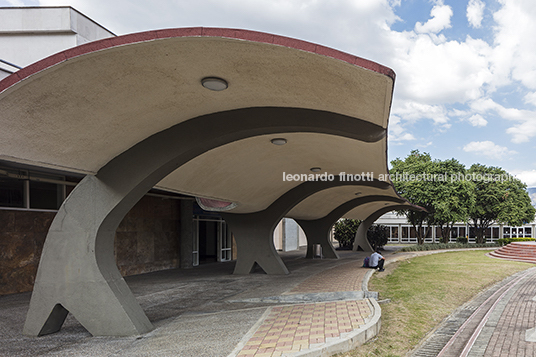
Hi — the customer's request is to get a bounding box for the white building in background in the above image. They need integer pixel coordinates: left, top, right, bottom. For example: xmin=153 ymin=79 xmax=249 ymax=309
xmin=376 ymin=210 xmax=536 ymax=244
xmin=273 ymin=218 xmax=308 ymax=251
xmin=0 ymin=6 xmax=115 ymax=80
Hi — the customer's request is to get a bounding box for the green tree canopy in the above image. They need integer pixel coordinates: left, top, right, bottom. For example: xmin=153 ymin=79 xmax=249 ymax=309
xmin=468 ymin=164 xmax=535 ymax=243
xmin=432 ymin=158 xmax=474 ymax=243
xmin=390 ymin=150 xmax=434 ymax=244
xmin=390 ymin=151 xmax=474 ymax=244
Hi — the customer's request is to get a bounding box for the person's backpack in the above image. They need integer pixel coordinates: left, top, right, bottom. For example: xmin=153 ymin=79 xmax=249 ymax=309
xmin=363 ymin=256 xmax=369 ymax=267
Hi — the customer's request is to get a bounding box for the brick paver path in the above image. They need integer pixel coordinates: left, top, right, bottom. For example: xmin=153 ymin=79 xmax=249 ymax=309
xmin=291 ymin=260 xmax=368 ymax=293
xmin=237 ymin=300 xmax=371 ymax=357
xmin=483 ymin=271 xmax=536 ymax=357
xmin=236 ymin=260 xmax=373 ymax=356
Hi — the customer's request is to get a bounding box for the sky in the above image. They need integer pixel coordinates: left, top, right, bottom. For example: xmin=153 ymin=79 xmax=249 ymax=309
xmin=2 ymin=0 xmax=536 ymax=185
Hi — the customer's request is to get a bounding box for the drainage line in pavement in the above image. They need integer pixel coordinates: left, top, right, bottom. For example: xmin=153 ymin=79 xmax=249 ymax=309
xmin=437 ymin=269 xmax=532 ymax=357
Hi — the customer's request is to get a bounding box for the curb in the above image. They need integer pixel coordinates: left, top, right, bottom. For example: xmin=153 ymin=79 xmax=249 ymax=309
xmin=288 ymin=298 xmax=382 ymax=357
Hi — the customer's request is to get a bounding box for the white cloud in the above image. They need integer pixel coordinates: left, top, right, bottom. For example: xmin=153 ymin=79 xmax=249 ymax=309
xmin=467 ymin=114 xmax=487 ymax=127
xmin=388 ymin=114 xmax=416 ymax=142
xmin=463 ymin=141 xmax=517 ymax=160
xmin=505 ymin=122 xmax=536 ymax=144
xmin=414 ymin=4 xmax=453 ymax=34
xmin=385 ymin=32 xmax=492 ymax=105
xmin=392 ymin=100 xmax=449 ymax=125
xmin=467 ymin=0 xmax=485 ymax=28
xmin=524 ymin=92 xmax=536 ymax=107
xmin=511 ymin=170 xmax=536 ymax=187
xmin=470 ymin=98 xmax=536 ymax=143
xmin=490 ymin=0 xmax=536 ymax=90
xmin=417 ymin=141 xmax=432 ymax=148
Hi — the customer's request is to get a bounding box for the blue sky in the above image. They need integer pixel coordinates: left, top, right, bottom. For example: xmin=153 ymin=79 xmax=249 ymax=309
xmin=3 ymin=0 xmax=536 ymax=185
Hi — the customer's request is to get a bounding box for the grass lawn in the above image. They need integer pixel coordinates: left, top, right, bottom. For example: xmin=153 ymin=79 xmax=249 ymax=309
xmin=336 ymin=250 xmax=532 ymax=357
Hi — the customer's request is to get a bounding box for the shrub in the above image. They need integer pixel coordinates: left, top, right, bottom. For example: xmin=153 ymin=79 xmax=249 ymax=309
xmin=400 ymin=243 xmax=499 ymax=252
xmin=367 ymin=224 xmax=389 ymax=251
xmin=456 ymin=237 xmax=468 ymax=244
xmin=334 ymin=219 xmax=360 ymax=249
xmin=497 ymin=237 xmax=536 ymax=246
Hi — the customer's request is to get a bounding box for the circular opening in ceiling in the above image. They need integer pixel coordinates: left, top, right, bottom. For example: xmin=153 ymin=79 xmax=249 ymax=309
xmin=201 ymin=77 xmax=228 ymax=91
xmin=270 ymin=138 xmax=287 ymax=145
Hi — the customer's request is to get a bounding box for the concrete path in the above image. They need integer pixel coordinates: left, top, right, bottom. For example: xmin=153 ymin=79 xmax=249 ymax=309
xmin=3 ymin=246 xmax=533 ymax=357
xmin=0 ymin=248 xmax=382 ymax=357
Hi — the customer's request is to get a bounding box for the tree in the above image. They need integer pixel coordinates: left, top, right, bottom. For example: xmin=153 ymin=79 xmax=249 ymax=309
xmin=468 ymin=164 xmax=535 ymax=243
xmin=432 ymin=158 xmax=474 ymax=243
xmin=333 ymin=219 xmax=360 ymax=249
xmin=390 ymin=150 xmax=435 ymax=244
xmin=367 ymin=224 xmax=389 ymax=250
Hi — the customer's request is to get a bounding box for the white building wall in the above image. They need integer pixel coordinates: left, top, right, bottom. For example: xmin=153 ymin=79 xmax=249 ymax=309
xmin=0 ymin=7 xmax=115 ymax=69
xmin=273 ymin=218 xmax=307 ymax=251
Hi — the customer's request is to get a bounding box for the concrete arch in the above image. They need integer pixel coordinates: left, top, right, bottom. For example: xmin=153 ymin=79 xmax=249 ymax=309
xmin=23 ymin=107 xmax=385 ymax=337
xmin=353 ymin=204 xmax=419 ymax=252
xmin=221 ymin=179 xmax=391 ymax=275
xmin=295 ymin=196 xmax=406 ymax=259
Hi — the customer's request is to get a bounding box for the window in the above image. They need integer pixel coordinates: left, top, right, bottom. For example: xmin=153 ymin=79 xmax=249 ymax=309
xmin=0 ymin=168 xmax=66 ymax=211
xmin=0 ymin=176 xmax=24 ymax=208
xmin=29 ymin=178 xmax=63 ymax=210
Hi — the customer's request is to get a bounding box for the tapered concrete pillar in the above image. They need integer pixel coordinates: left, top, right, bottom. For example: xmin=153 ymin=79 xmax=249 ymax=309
xmin=295 ymin=219 xmax=339 ymax=259
xmin=296 ymin=195 xmax=405 ymax=259
xmin=23 ymin=176 xmax=153 ymax=337
xmin=222 ymin=183 xmax=393 ymax=274
xmin=353 ymin=204 xmax=417 ymax=252
xmin=222 ymin=212 xmax=289 ymax=275
xmin=23 ymin=107 xmax=386 ymax=336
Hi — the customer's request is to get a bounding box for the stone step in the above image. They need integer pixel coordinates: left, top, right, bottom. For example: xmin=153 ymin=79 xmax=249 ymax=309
xmin=490 ymin=242 xmax=536 ymax=264
xmin=495 ymin=248 xmax=536 ymax=256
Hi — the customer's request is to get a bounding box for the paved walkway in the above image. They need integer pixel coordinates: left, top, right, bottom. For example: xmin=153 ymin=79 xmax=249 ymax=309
xmin=232 ymin=260 xmax=375 ymax=357
xmin=2 ymin=246 xmax=536 ymax=356
xmin=408 ymin=254 xmax=536 ymax=357
xmin=0 ymin=248 xmax=381 ymax=357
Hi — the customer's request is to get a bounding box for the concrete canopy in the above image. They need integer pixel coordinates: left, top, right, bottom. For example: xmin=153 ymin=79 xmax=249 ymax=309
xmin=0 ymin=27 xmax=412 ymax=336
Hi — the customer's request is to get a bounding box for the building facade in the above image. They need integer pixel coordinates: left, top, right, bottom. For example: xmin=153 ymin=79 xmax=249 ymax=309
xmin=376 ymin=211 xmax=536 ymax=244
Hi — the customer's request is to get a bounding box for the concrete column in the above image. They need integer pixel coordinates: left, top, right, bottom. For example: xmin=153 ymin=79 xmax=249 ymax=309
xmin=354 ymin=218 xmax=375 ymax=252
xmin=23 ymin=107 xmax=388 ymax=336
xmin=23 ymin=175 xmax=154 ymax=337
xmin=353 ymin=204 xmax=419 ymax=252
xmin=222 ymin=181 xmax=393 ymax=274
xmin=180 ymin=199 xmax=194 ymax=269
xmin=296 ymin=195 xmax=405 ymax=258
xmin=295 ymin=218 xmax=339 ymax=259
xmin=221 ymin=212 xmax=289 ymax=275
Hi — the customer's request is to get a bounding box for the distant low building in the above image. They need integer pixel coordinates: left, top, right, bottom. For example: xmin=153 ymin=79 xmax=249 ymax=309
xmin=376 ymin=191 xmax=536 ymax=243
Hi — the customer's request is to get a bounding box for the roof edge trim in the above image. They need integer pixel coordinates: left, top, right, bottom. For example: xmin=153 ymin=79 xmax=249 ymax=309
xmin=0 ymin=27 xmax=395 ymax=94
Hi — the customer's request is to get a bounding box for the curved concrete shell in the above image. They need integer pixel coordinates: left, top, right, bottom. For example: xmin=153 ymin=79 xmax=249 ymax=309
xmin=0 ymin=28 xmax=413 ymax=336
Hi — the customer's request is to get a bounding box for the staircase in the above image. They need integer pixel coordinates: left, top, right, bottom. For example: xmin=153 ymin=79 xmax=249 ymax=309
xmin=489 ymin=242 xmax=536 ymax=264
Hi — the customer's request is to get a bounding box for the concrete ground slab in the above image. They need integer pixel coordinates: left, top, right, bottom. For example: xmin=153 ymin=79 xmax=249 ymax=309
xmin=7 ymin=245 xmax=531 ymax=357
xmin=0 ymin=248 xmax=381 ymax=357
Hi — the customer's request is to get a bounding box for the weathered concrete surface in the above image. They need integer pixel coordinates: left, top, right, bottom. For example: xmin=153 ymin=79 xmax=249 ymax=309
xmin=353 ymin=204 xmax=416 ymax=252
xmin=24 ymin=107 xmax=388 ymax=337
xmin=3 ymin=249 xmax=377 ymax=357
xmin=222 ymin=179 xmax=390 ymax=275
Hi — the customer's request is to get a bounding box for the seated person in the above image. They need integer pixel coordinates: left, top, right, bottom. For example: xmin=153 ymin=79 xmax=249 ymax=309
xmin=369 ymin=249 xmax=385 ymax=272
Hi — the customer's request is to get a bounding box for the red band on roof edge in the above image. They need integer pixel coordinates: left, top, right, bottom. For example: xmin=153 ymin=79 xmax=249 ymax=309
xmin=0 ymin=27 xmax=395 ymax=94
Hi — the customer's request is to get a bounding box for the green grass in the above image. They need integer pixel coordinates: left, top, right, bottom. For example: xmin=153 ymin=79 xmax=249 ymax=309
xmin=336 ymin=250 xmax=532 ymax=357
